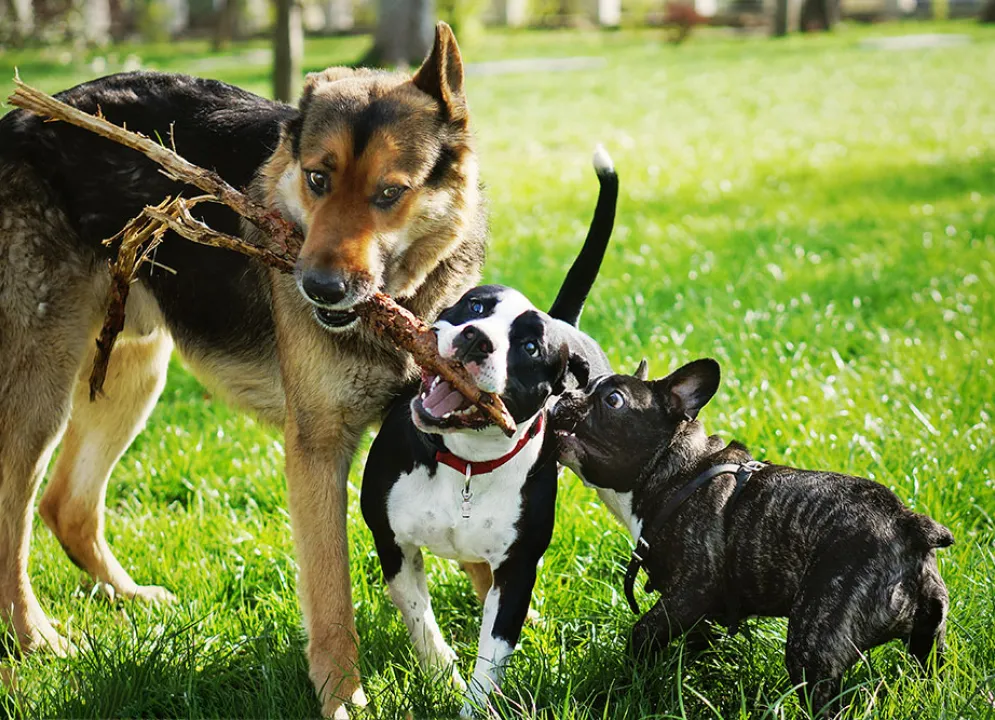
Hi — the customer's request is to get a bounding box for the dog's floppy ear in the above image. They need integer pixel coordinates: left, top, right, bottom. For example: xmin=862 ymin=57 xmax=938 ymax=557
xmin=552 ymin=345 xmax=590 ymax=395
xmin=634 ymin=358 xmax=649 ymax=381
xmin=412 ymin=22 xmax=466 ymax=123
xmin=651 ymin=358 xmax=720 ymax=421
xmin=551 ymin=344 xmax=571 ymax=395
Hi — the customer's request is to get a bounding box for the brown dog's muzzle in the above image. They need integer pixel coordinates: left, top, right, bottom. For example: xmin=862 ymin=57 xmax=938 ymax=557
xmin=294 ymin=199 xmax=380 ymax=319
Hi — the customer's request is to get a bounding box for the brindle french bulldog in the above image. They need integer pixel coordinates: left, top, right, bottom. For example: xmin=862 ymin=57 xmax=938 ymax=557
xmin=549 ymin=358 xmax=952 ymax=716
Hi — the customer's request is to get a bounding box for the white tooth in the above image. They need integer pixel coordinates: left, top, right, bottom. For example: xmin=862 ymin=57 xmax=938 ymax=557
xmin=431 ymin=376 xmax=440 ymax=391
xmin=443 ymin=411 xmax=452 ymax=419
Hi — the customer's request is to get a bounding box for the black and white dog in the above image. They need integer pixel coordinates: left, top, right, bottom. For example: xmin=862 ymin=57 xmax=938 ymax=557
xmin=361 ymin=148 xmax=616 ymax=715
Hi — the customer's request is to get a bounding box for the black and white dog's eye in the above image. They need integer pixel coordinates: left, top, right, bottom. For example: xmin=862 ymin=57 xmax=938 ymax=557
xmin=306 ymin=170 xmax=328 ymax=195
xmin=523 ymin=340 xmax=539 ymax=357
xmin=470 ymin=300 xmax=484 ymax=315
xmin=604 ymin=390 xmax=626 ymax=409
xmin=374 ymin=185 xmax=406 ymax=208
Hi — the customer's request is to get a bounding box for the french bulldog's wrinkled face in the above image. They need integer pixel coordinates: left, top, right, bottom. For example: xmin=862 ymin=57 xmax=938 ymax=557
xmin=411 ymin=285 xmax=571 ymax=435
xmin=550 ymin=359 xmax=721 ymax=490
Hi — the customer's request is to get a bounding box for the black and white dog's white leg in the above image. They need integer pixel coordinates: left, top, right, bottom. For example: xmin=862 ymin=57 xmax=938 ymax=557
xmin=460 ymin=461 xmax=557 ymax=717
xmin=387 ymin=544 xmax=466 ymax=690
xmin=460 ymin=561 xmax=538 ymax=717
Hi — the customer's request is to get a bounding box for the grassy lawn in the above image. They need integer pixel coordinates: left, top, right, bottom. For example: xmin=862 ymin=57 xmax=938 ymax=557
xmin=2 ymin=20 xmax=994 ymax=719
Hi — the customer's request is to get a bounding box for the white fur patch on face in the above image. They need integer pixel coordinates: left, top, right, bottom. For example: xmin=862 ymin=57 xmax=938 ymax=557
xmin=434 ymin=289 xmax=536 ymax=395
xmin=274 ymin=165 xmax=308 ymax=228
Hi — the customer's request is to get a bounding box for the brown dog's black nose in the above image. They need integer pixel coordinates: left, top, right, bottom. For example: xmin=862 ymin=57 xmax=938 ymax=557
xmin=301 ymin=268 xmax=348 ymax=306
xmin=454 ymin=325 xmax=493 ymax=363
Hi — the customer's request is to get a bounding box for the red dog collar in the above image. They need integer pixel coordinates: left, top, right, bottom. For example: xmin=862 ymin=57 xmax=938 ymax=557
xmin=435 ymin=414 xmax=544 ymax=477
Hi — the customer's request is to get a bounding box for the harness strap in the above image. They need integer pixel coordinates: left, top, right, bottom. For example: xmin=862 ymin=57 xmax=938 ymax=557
xmin=623 ymin=460 xmax=765 ymax=615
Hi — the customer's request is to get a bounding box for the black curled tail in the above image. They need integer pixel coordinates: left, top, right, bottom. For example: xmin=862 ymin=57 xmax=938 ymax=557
xmin=548 ymin=145 xmax=618 ymax=327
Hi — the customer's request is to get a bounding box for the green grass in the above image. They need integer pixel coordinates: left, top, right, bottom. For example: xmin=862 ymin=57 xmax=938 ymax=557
xmin=2 ymin=20 xmax=995 ymax=719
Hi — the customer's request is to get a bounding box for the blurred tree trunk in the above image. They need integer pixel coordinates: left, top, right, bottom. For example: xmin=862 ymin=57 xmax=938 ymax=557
xmin=165 ymin=0 xmax=191 ymax=35
xmin=981 ymin=0 xmax=995 ymax=22
xmin=109 ymin=0 xmax=128 ymax=41
xmin=367 ymin=0 xmax=435 ymax=66
xmin=5 ymin=0 xmax=34 ymax=43
xmin=773 ymin=0 xmax=788 ymax=34
xmin=274 ymin=0 xmax=304 ymax=102
xmin=772 ymin=0 xmax=801 ymax=34
xmin=800 ymin=0 xmax=839 ymax=30
xmin=82 ymin=0 xmax=112 ymax=45
xmin=322 ymin=0 xmax=354 ymax=32
xmin=213 ymin=0 xmax=243 ymax=51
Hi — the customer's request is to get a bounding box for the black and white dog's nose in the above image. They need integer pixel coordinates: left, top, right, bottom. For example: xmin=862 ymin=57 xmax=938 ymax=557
xmin=454 ymin=325 xmax=494 ymax=363
xmin=301 ymin=268 xmax=348 ymax=307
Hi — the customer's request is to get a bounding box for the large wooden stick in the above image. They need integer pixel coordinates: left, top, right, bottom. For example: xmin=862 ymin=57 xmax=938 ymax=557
xmin=8 ymin=78 xmax=517 ymax=436
xmin=359 ymin=293 xmax=517 ymax=434
xmin=88 ymin=198 xmax=171 ymax=400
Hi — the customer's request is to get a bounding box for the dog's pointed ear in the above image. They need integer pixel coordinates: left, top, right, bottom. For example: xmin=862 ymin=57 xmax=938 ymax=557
xmin=412 ymin=22 xmax=466 ymax=123
xmin=634 ymin=358 xmax=649 ymax=381
xmin=651 ymin=358 xmax=720 ymax=421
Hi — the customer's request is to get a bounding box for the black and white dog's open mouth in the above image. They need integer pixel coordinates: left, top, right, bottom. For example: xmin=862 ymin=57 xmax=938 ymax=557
xmin=313 ymin=307 xmax=358 ymax=329
xmin=411 ymin=369 xmax=491 ymax=431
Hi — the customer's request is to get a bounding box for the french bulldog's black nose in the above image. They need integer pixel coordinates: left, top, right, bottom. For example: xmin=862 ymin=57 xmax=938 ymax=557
xmin=455 ymin=325 xmax=493 ymax=363
xmin=301 ymin=268 xmax=348 ymax=306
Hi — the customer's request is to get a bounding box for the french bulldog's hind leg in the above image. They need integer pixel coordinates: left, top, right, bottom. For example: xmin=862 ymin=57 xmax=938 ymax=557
xmin=784 ymin=600 xmax=858 ymax=718
xmin=906 ymin=559 xmax=949 ymax=672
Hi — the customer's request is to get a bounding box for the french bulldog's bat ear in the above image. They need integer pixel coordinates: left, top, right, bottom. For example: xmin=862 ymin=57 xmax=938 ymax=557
xmin=412 ymin=22 xmax=466 ymax=124
xmin=634 ymin=358 xmax=649 ymax=381
xmin=651 ymin=358 xmax=720 ymax=421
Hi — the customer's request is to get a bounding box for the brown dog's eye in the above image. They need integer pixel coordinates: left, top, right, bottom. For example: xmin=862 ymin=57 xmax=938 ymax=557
xmin=604 ymin=390 xmax=626 ymax=410
xmin=305 ymin=170 xmax=328 ymax=195
xmin=374 ymin=185 xmax=406 ymax=208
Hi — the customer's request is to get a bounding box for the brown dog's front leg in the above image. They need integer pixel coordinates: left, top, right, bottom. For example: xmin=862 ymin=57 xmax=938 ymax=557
xmin=285 ymin=413 xmax=367 ymax=719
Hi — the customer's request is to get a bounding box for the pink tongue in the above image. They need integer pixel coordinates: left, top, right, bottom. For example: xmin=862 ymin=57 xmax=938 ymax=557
xmin=432 ymin=389 xmax=466 ymax=417
xmin=423 ymin=380 xmax=467 ymax=418
xmin=423 ymin=379 xmax=450 ymax=409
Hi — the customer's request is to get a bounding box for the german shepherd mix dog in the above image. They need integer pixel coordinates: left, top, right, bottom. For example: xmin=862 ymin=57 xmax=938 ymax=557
xmin=363 ymin=149 xmax=616 ymax=716
xmin=550 ymin=360 xmax=952 ymax=716
xmin=0 ymin=24 xmax=483 ymax=717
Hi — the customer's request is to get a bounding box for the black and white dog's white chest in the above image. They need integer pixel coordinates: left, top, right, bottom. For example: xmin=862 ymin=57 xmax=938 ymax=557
xmin=385 ymin=432 xmax=542 ymax=566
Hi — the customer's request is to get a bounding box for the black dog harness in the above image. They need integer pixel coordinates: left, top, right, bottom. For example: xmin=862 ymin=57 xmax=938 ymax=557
xmin=623 ymin=460 xmax=766 ymax=614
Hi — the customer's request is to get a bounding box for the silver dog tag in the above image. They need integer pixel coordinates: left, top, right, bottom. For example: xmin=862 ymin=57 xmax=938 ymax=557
xmin=461 ymin=468 xmax=473 ymax=518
